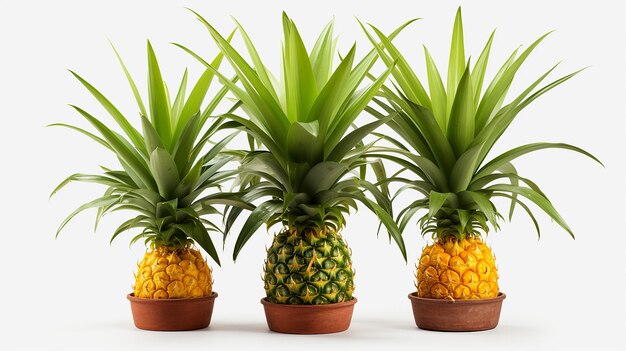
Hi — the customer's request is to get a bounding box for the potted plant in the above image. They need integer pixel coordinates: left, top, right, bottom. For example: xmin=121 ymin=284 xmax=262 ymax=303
xmin=179 ymin=12 xmax=405 ymax=334
xmin=360 ymin=8 xmax=601 ymax=331
xmin=51 ymin=41 xmax=251 ymax=331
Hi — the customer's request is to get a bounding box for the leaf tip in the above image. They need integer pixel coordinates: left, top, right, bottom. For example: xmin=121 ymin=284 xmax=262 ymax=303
xmin=185 ymin=7 xmax=201 ymax=18
xmin=355 ymin=17 xmax=366 ymax=27
xmin=67 ymin=69 xmax=80 ymax=79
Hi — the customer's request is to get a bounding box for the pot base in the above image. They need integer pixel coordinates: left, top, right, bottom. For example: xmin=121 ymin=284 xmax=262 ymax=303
xmin=261 ymin=297 xmax=357 ymax=334
xmin=408 ymin=292 xmax=505 ymax=332
xmin=127 ymin=292 xmax=218 ymax=331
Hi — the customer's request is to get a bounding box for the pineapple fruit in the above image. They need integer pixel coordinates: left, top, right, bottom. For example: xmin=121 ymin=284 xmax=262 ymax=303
xmin=134 ymin=247 xmax=213 ymax=299
xmin=264 ymin=227 xmax=354 ymax=304
xmin=417 ymin=238 xmax=497 ymax=299
xmin=361 ymin=8 xmax=601 ymax=300
xmin=185 ymin=12 xmax=404 ymax=304
xmin=53 ymin=41 xmax=251 ymax=299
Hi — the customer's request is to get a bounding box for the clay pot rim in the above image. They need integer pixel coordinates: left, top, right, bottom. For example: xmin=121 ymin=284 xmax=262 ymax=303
xmin=261 ymin=297 xmax=357 ymax=309
xmin=408 ymin=292 xmax=506 ymax=305
xmin=127 ymin=291 xmax=218 ymax=304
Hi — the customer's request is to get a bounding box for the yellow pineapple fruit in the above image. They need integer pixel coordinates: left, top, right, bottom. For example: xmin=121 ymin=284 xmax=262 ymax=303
xmin=416 ymin=238 xmax=498 ymax=300
xmin=52 ymin=42 xmax=253 ymax=302
xmin=362 ymin=7 xmax=601 ymax=304
xmin=134 ymin=247 xmax=213 ymax=299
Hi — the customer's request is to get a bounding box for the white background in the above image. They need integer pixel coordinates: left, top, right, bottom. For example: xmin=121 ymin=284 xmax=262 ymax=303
xmin=1 ymin=0 xmax=624 ymax=350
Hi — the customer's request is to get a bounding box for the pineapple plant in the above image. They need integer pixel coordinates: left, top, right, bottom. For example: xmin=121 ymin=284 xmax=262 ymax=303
xmin=360 ymin=8 xmax=601 ymax=313
xmin=52 ymin=41 xmax=251 ymax=312
xmin=179 ymin=12 xmax=406 ymax=330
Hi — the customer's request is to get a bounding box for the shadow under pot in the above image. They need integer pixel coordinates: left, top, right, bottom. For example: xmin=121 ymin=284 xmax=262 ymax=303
xmin=127 ymin=292 xmax=218 ymax=331
xmin=408 ymin=292 xmax=506 ymax=331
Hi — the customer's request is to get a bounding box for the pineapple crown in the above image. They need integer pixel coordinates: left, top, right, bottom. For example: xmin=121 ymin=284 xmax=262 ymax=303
xmin=361 ymin=8 xmax=602 ymax=242
xmin=180 ymin=11 xmax=407 ymax=260
xmin=51 ymin=41 xmax=253 ymax=265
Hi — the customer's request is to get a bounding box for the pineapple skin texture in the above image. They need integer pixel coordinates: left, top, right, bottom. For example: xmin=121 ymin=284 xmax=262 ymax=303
xmin=417 ymin=238 xmax=499 ymax=300
xmin=133 ymin=247 xmax=213 ymax=299
xmin=264 ymin=227 xmax=355 ymax=304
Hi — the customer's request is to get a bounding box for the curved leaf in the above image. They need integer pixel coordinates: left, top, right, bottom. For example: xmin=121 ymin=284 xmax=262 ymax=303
xmin=110 ymin=42 xmax=147 ymax=117
xmin=474 ymin=32 xmax=552 ymax=131
xmin=342 ymin=191 xmax=406 ymax=260
xmin=194 ymin=192 xmax=254 ymax=211
xmin=50 ymin=173 xmax=127 ymax=199
xmin=233 ymin=200 xmax=283 ymax=260
xmin=69 ymin=70 xmax=146 ymax=154
xmin=56 ymin=195 xmax=119 ymax=237
xmin=71 ymin=105 xmax=156 ymax=191
xmin=326 ymin=117 xmax=391 ymax=162
xmin=485 ymin=184 xmax=573 ymax=238
xmin=464 ymin=191 xmax=497 ymax=228
xmin=110 ymin=215 xmax=150 ymax=244
xmin=493 ymin=193 xmax=541 ymax=238
xmin=476 ymin=142 xmax=602 ymax=179
xmin=173 ymin=220 xmax=221 ymax=265
xmin=48 ymin=123 xmax=111 ymax=151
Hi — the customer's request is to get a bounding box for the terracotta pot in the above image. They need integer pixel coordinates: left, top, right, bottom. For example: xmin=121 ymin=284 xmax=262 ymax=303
xmin=408 ymin=292 xmax=505 ymax=331
xmin=127 ymin=292 xmax=218 ymax=331
xmin=261 ymin=297 xmax=357 ymax=334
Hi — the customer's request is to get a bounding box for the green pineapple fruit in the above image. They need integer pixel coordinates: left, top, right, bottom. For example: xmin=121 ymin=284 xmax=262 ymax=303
xmin=181 ymin=12 xmax=408 ymax=304
xmin=264 ymin=227 xmax=354 ymax=304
